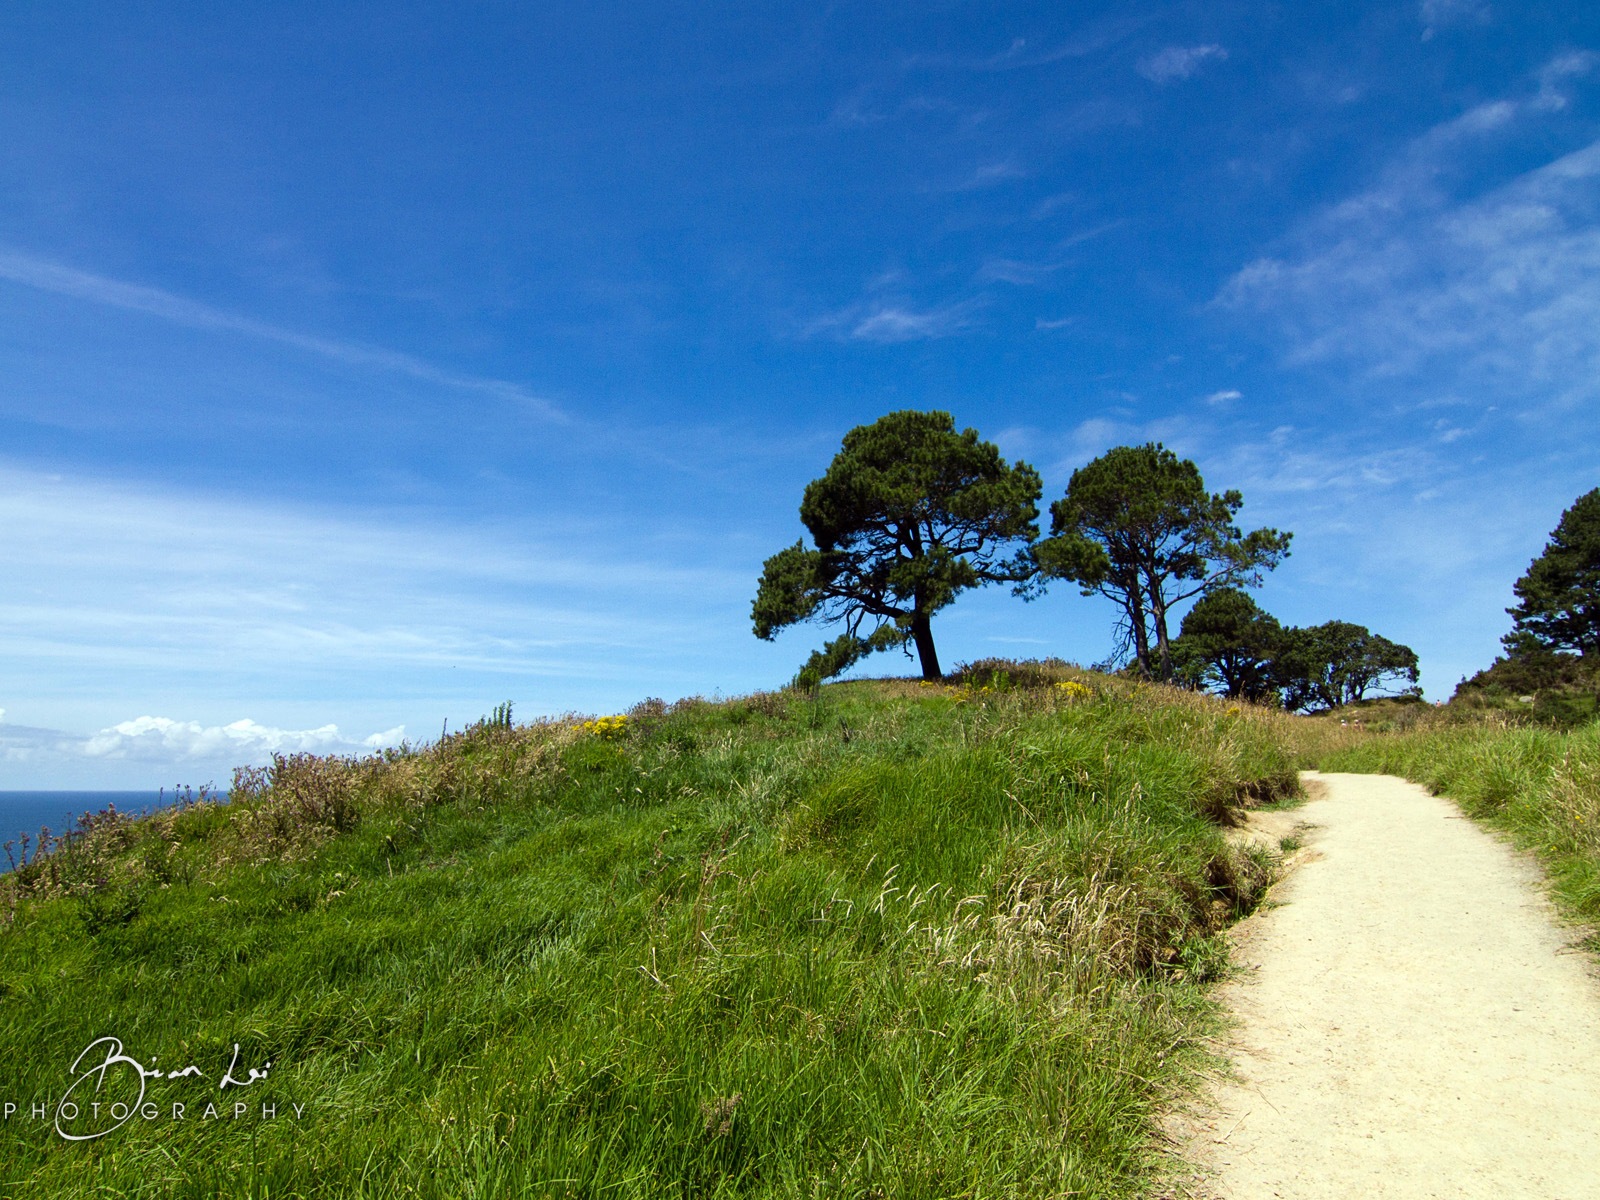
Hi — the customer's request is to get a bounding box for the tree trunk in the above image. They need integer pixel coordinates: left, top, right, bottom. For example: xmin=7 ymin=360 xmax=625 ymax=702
xmin=1148 ymin=570 xmax=1174 ymax=682
xmin=1127 ymin=589 xmax=1153 ymax=678
xmin=910 ymin=611 xmax=943 ymax=680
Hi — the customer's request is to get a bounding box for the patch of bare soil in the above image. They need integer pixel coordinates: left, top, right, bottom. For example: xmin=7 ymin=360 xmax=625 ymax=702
xmin=1171 ymin=771 xmax=1600 ymax=1199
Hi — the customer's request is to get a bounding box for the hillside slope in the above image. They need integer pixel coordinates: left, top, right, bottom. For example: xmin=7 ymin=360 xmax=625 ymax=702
xmin=0 ymin=667 xmax=1301 ymax=1199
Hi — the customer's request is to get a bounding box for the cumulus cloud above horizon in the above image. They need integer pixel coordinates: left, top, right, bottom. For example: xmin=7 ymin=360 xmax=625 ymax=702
xmin=82 ymin=716 xmax=408 ymax=762
xmin=0 ymin=712 xmax=408 ymax=788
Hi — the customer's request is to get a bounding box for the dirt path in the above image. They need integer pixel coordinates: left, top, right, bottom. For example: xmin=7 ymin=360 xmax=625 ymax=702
xmin=1182 ymin=771 xmax=1600 ymax=1199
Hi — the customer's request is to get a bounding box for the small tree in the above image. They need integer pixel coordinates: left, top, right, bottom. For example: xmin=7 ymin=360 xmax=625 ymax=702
xmin=1273 ymin=621 xmax=1420 ymax=712
xmin=1034 ymin=443 xmax=1291 ymax=680
xmin=1505 ymin=487 xmax=1600 ymax=658
xmin=752 ymin=410 xmax=1041 ymax=683
xmin=1170 ymin=588 xmax=1284 ymax=701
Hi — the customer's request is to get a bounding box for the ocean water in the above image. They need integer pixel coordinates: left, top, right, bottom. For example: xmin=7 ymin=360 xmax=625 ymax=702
xmin=0 ymin=791 xmax=205 ymax=873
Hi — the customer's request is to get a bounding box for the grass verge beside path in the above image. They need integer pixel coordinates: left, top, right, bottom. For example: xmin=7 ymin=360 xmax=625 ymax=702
xmin=1317 ymin=720 xmax=1600 ymax=947
xmin=1 ymin=666 xmax=1299 ymax=1199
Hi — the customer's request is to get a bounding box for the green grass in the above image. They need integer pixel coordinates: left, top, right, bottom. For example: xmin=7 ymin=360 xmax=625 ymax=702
xmin=1316 ymin=718 xmax=1600 ymax=943
xmin=0 ymin=668 xmax=1300 ymax=1199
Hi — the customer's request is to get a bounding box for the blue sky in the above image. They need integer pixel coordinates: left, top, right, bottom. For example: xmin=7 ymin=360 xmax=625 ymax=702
xmin=2 ymin=1 xmax=1597 ymax=787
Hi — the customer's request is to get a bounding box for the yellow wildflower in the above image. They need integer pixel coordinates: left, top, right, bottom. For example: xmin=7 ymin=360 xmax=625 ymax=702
xmin=580 ymin=715 xmax=628 ymax=740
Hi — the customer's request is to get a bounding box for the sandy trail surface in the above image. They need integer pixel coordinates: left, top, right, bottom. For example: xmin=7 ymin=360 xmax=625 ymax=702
xmin=1183 ymin=771 xmax=1600 ymax=1199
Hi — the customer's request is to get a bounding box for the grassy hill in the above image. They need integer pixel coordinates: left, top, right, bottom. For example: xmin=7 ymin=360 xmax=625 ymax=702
xmin=0 ymin=664 xmax=1307 ymax=1199
xmin=10 ymin=662 xmax=1594 ymax=1198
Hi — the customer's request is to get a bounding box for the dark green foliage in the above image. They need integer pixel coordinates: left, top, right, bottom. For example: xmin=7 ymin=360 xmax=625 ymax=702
xmin=752 ymin=411 xmax=1041 ymax=682
xmin=1458 ymin=487 xmax=1600 ymax=723
xmin=1170 ymin=588 xmax=1284 ymax=701
xmin=1465 ymin=643 xmax=1593 ymax=691
xmin=1034 ymin=443 xmax=1291 ymax=682
xmin=1506 ymin=487 xmax=1600 ymax=657
xmin=1453 ymin=648 xmax=1600 ymax=726
xmin=1464 ymin=642 xmax=1592 ymax=696
xmin=1531 ymin=690 xmax=1598 ymax=727
xmin=1273 ymin=621 xmax=1420 ymax=712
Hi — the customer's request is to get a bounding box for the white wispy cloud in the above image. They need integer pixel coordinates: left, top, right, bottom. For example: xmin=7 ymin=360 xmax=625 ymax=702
xmin=828 ymin=91 xmax=968 ymax=129
xmin=854 ymin=304 xmax=977 ymax=341
xmin=1054 ymin=220 xmax=1127 ymax=249
xmin=978 ymin=257 xmax=1063 ymax=285
xmin=1536 ymin=51 xmax=1599 ymax=110
xmin=0 ymin=248 xmax=565 ymax=420
xmin=1219 ymin=56 xmax=1600 ymax=415
xmin=1204 ymin=389 xmax=1243 ymax=405
xmin=1211 ymin=427 xmax=1441 ymax=499
xmin=807 ymin=297 xmax=983 ymax=343
xmin=952 ymin=161 xmax=1029 ymax=191
xmin=1137 ymin=44 xmax=1228 ymax=84
xmin=1420 ymin=0 xmax=1492 ymax=39
xmin=904 ymin=15 xmax=1151 ymax=73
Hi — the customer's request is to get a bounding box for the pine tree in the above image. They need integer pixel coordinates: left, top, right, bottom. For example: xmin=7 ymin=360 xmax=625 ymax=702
xmin=753 ymin=410 xmax=1041 ymax=683
xmin=1506 ymin=488 xmax=1600 ymax=658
